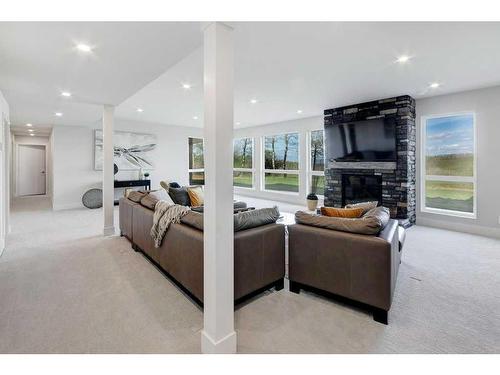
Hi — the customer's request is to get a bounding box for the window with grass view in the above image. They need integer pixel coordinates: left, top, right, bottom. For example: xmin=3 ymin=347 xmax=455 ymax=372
xmin=309 ymin=130 xmax=325 ymax=196
xmin=423 ymin=113 xmax=475 ymax=216
xmin=188 ymin=137 xmax=204 ymax=185
xmin=263 ymin=133 xmax=299 ymax=193
xmin=233 ymin=138 xmax=253 ymax=188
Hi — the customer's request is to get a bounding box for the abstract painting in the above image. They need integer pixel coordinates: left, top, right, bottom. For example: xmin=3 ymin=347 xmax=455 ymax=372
xmin=94 ymin=130 xmax=157 ymax=171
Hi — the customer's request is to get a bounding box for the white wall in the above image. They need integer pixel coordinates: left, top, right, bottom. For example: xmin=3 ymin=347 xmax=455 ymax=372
xmin=416 ymin=85 xmax=500 ymax=238
xmin=52 ymin=119 xmax=202 ymax=210
xmin=233 ymin=116 xmax=323 ymax=205
xmin=0 ymin=90 xmax=10 ymax=253
xmin=12 ymin=135 xmax=53 ymax=199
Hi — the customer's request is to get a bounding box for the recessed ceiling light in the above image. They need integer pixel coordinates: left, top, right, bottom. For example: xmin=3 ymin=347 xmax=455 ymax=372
xmin=61 ymin=91 xmax=72 ymax=97
xmin=55 ymin=112 xmax=63 ymax=117
xmin=396 ymin=55 xmax=410 ymax=63
xmin=76 ymin=43 xmax=92 ymax=52
xmin=192 ymin=116 xmax=198 ymax=120
xmin=136 ymin=108 xmax=144 ymax=113
xmin=30 ymin=133 xmax=34 ymax=136
xmin=297 ymin=109 xmax=303 ymax=114
xmin=250 ymin=99 xmax=258 ymax=104
xmin=182 ymin=83 xmax=191 ymax=89
xmin=236 ymin=122 xmax=241 ymax=125
xmin=430 ymin=82 xmax=440 ymax=89
xmin=26 ymin=123 xmax=32 ymax=127
xmin=28 ymin=129 xmax=34 ymax=132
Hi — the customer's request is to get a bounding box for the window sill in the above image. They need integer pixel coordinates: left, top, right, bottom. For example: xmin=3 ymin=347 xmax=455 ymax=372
xmin=261 ymin=189 xmax=300 ymax=196
xmin=421 ymin=207 xmax=477 ymax=220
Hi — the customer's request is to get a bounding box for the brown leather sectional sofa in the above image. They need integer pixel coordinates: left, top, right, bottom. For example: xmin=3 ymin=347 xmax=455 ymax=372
xmin=120 ymin=195 xmax=403 ymax=324
xmin=119 ymin=197 xmax=285 ymax=304
xmin=288 ymin=219 xmax=402 ymax=324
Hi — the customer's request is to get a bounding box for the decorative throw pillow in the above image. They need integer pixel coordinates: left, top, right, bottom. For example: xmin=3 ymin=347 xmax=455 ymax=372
xmin=321 ymin=207 xmax=364 ymax=218
xmin=159 ymin=180 xmax=170 ymax=192
xmin=345 ymin=201 xmax=378 ymax=214
xmin=233 ymin=206 xmax=280 ymax=232
xmin=128 ymin=190 xmax=146 ymax=203
xmin=187 ymin=186 xmax=204 ymax=207
xmin=168 ymin=187 xmax=191 ymax=206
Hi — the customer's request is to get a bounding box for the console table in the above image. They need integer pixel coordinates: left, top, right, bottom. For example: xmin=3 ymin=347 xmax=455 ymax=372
xmin=114 ymin=179 xmax=151 ymax=205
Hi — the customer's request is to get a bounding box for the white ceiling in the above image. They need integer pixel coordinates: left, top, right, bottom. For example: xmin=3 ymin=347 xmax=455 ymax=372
xmin=118 ymin=22 xmax=500 ymax=128
xmin=0 ymin=22 xmax=202 ymax=130
xmin=2 ymin=22 xmax=500 ymax=132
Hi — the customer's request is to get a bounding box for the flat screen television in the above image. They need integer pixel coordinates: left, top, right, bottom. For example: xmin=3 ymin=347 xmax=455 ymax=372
xmin=325 ymin=117 xmax=397 ymax=162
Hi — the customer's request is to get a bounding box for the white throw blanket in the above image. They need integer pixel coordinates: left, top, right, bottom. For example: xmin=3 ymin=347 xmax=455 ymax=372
xmin=150 ymin=201 xmax=190 ymax=248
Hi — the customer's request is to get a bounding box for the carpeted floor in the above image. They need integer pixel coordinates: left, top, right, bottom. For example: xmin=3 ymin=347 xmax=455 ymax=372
xmin=1 ymin=196 xmax=499 ymax=353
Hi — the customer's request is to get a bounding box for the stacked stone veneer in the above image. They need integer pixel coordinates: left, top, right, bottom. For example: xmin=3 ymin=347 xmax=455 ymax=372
xmin=324 ymin=95 xmax=416 ymax=225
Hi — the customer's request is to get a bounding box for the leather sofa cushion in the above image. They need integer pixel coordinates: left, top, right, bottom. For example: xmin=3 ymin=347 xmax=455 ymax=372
xmin=168 ymin=187 xmax=191 ymax=206
xmin=140 ymin=189 xmax=175 ymax=210
xmin=295 ymin=206 xmax=390 ymax=235
xmin=345 ymin=200 xmax=378 ymax=214
xmin=181 ymin=207 xmax=280 ymax=232
xmin=320 ymin=207 xmax=364 ymax=218
xmin=128 ymin=190 xmax=146 ymax=202
xmin=180 ymin=211 xmax=204 ymax=231
xmin=140 ymin=194 xmax=158 ymax=210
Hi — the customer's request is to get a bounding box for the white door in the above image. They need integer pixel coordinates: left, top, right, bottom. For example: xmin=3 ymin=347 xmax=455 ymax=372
xmin=18 ymin=144 xmax=46 ymax=196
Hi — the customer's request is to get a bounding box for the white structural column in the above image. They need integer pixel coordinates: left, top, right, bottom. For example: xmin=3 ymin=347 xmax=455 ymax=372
xmin=102 ymin=105 xmax=115 ymax=236
xmin=201 ymin=22 xmax=236 ymax=354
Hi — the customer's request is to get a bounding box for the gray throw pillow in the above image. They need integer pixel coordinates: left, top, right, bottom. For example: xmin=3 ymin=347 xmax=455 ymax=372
xmin=181 ymin=206 xmax=280 ymax=232
xmin=168 ymin=187 xmax=191 ymax=206
xmin=234 ymin=206 xmax=280 ymax=232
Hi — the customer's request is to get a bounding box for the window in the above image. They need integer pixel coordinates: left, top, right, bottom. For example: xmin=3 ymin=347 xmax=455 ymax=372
xmin=422 ymin=113 xmax=476 ymax=217
xmin=233 ymin=138 xmax=254 ymax=188
xmin=263 ymin=133 xmax=299 ymax=193
xmin=308 ymin=130 xmax=325 ymax=196
xmin=188 ymin=137 xmax=204 ymax=185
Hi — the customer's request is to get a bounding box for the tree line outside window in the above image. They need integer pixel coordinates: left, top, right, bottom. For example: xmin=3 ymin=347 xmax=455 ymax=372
xmin=187 ymin=130 xmax=325 ymax=196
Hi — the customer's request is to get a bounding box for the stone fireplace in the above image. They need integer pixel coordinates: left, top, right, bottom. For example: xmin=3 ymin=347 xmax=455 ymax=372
xmin=324 ymin=95 xmax=416 ymax=226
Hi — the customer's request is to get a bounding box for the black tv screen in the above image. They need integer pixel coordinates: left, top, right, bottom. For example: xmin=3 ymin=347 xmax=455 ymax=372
xmin=325 ymin=118 xmax=397 ymax=162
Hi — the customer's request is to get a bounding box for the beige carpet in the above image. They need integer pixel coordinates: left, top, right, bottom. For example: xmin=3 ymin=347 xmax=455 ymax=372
xmin=1 ymin=196 xmax=499 ymax=353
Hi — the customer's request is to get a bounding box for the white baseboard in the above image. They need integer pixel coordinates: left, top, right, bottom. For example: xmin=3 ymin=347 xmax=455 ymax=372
xmin=201 ymin=330 xmax=237 ymax=354
xmin=416 ymin=217 xmax=500 ymax=239
xmin=103 ymin=226 xmax=116 ymax=237
xmin=52 ymin=202 xmax=83 ymax=211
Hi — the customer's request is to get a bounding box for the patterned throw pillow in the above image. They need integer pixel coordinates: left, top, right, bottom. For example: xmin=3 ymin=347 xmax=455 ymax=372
xmin=320 ymin=207 xmax=364 ymax=218
xmin=187 ymin=186 xmax=204 ymax=207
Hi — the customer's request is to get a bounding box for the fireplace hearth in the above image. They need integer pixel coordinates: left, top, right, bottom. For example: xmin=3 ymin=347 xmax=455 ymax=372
xmin=342 ymin=174 xmax=382 ymax=206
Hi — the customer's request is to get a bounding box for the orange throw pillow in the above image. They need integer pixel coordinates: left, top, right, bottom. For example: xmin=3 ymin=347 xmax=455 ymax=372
xmin=187 ymin=186 xmax=204 ymax=207
xmin=320 ymin=207 xmax=364 ymax=218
